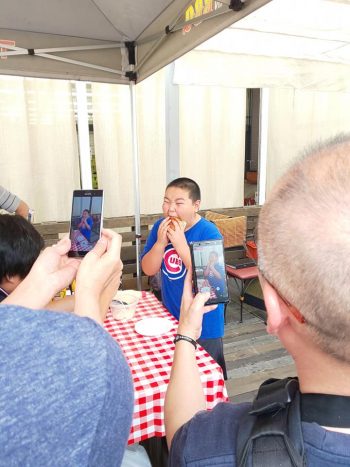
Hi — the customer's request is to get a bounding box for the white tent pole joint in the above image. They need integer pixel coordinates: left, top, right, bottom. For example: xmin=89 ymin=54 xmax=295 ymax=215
xmin=124 ymin=41 xmax=137 ymax=82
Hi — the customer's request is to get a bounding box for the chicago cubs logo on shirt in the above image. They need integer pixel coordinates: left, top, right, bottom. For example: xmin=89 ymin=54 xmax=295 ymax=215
xmin=162 ymin=245 xmax=186 ymax=280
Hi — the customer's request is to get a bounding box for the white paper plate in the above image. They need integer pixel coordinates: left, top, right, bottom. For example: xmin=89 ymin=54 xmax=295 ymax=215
xmin=135 ymin=317 xmax=174 ymax=337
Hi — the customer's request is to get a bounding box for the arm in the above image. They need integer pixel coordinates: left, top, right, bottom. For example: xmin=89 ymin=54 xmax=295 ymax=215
xmin=74 ymin=229 xmax=123 ymax=324
xmin=15 ymin=199 xmax=30 ymax=219
xmin=46 ymin=295 xmax=75 ymax=312
xmin=210 ymin=264 xmax=222 ymax=280
xmin=165 ymin=272 xmax=215 ymax=448
xmin=3 ymin=238 xmax=80 ymax=310
xmin=141 ymin=218 xmax=171 ymax=276
xmin=3 ymin=230 xmax=122 ymax=325
xmin=85 ymin=217 xmax=93 ymax=231
xmin=204 ymin=263 xmax=211 ymax=278
xmin=0 ymin=186 xmax=29 ymax=218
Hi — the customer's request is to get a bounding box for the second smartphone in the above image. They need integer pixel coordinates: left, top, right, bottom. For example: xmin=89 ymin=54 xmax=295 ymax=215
xmin=190 ymin=239 xmax=230 ymax=305
xmin=68 ymin=189 xmax=104 ymax=257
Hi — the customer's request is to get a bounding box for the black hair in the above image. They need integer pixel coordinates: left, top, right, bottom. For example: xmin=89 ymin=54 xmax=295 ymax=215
xmin=0 ymin=215 xmax=44 ymax=281
xmin=166 ymin=177 xmax=201 ymax=202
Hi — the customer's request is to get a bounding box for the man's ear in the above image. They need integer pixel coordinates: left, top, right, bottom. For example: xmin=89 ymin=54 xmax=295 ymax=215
xmin=194 ymin=200 xmax=200 ymax=212
xmin=259 ymin=275 xmax=288 ymax=335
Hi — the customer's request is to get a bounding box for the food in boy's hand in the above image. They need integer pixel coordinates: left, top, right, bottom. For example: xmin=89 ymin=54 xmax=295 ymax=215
xmin=169 ymin=217 xmax=187 ymax=230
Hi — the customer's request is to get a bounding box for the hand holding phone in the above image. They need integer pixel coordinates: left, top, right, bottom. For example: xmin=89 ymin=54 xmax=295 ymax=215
xmin=68 ymin=189 xmax=104 ymax=257
xmin=190 ymin=239 xmax=230 ymax=305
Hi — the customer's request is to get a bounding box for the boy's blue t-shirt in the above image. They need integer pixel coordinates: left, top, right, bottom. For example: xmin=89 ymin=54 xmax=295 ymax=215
xmin=206 ymin=262 xmax=226 ymax=299
xmin=141 ymin=217 xmax=224 ymax=339
xmin=80 ymin=216 xmax=93 ymax=241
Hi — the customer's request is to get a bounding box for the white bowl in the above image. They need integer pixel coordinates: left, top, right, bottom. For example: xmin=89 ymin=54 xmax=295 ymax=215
xmin=110 ymin=291 xmax=139 ymax=320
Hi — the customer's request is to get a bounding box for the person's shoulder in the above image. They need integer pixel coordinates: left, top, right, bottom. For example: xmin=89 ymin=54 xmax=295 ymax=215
xmin=193 ymin=217 xmax=222 ymax=238
xmin=152 ymin=217 xmax=164 ymax=229
xmin=0 ymin=304 xmax=133 ymax=404
xmin=0 ymin=305 xmax=134 ymax=466
xmin=302 ymin=421 xmax=350 ymax=463
xmin=169 ymin=402 xmax=251 ymax=466
xmin=0 ymin=305 xmax=122 ymax=364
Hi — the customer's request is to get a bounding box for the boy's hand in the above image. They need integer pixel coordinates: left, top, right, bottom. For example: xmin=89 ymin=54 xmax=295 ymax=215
xmin=157 ymin=218 xmax=171 ymax=248
xmin=166 ymin=217 xmax=186 ymax=250
xmin=74 ymin=229 xmax=123 ymax=323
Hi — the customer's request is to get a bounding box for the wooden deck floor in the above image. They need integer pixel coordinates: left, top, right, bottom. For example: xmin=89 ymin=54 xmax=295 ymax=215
xmin=224 ymin=293 xmax=296 ymax=403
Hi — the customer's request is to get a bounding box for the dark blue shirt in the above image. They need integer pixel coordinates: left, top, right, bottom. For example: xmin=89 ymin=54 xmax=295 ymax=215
xmin=170 ymin=402 xmax=350 ymax=466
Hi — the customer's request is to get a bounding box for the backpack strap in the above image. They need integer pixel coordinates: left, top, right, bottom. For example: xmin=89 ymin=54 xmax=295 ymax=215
xmin=236 ymin=377 xmax=307 ymax=467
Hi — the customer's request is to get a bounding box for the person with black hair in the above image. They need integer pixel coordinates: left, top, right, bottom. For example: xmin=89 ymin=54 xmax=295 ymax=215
xmin=0 ymin=214 xmax=44 ymax=302
xmin=1 ymin=229 xmax=133 ymax=465
xmin=141 ymin=177 xmax=226 ymax=378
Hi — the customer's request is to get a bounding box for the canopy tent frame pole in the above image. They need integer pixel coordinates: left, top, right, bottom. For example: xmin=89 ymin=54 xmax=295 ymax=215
xmin=165 ymin=63 xmax=180 ymax=183
xmin=75 ymin=81 xmax=93 ymax=189
xmin=257 ymin=88 xmax=269 ymax=205
xmin=129 ymin=81 xmax=142 ymax=290
xmin=0 ymin=42 xmax=126 ymax=77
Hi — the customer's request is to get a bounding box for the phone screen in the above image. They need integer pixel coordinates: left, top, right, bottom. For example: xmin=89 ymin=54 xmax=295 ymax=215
xmin=68 ymin=189 xmax=104 ymax=257
xmin=190 ymin=239 xmax=230 ymax=305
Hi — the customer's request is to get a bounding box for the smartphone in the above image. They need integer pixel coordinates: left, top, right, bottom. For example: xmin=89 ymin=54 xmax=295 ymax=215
xmin=68 ymin=189 xmax=104 ymax=257
xmin=190 ymin=239 xmax=230 ymax=305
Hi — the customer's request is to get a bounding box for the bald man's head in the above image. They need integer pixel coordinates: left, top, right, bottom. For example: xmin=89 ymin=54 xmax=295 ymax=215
xmin=258 ymin=134 xmax=350 ymax=362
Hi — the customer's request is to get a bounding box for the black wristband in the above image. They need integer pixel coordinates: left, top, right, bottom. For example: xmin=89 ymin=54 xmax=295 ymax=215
xmin=174 ymin=334 xmax=197 ymax=349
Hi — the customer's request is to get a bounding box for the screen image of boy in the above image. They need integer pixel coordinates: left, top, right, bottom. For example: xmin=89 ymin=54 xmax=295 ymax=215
xmin=69 ymin=190 xmax=103 ymax=256
xmin=191 ymin=240 xmax=229 ymax=303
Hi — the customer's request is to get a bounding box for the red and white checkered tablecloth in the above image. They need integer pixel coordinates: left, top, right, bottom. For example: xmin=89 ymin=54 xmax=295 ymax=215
xmin=70 ymin=230 xmax=91 ymax=252
xmin=104 ymin=291 xmax=228 ymax=445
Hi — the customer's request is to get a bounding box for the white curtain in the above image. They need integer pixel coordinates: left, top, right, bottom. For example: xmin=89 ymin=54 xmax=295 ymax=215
xmin=0 ymin=76 xmax=80 ymax=222
xmin=178 ymin=85 xmax=246 ymax=209
xmin=92 ymin=69 xmax=166 ymax=217
xmin=266 ymin=88 xmax=350 ymax=193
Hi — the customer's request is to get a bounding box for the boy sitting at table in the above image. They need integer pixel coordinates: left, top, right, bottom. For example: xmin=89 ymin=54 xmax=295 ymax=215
xmin=141 ymin=177 xmax=227 ymax=378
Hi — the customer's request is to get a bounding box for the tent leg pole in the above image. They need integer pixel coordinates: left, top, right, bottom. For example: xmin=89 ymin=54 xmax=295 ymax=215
xmin=75 ymin=81 xmax=92 ymax=189
xmin=129 ymin=82 xmax=142 ymax=290
xmin=257 ymin=88 xmax=269 ymax=205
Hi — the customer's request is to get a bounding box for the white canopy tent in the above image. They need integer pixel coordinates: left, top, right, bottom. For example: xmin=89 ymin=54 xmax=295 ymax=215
xmin=1 ymin=0 xmax=350 ymax=287
xmin=174 ymin=0 xmax=350 ymax=204
xmin=175 ymin=0 xmax=350 ymax=90
xmin=0 ymin=0 xmax=270 ymax=84
xmin=0 ymin=0 xmax=270 ymax=288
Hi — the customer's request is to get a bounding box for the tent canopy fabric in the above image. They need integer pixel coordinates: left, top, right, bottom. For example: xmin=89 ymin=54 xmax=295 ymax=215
xmin=0 ymin=0 xmax=270 ymax=84
xmin=174 ymin=0 xmax=350 ymax=91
